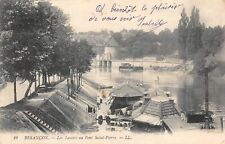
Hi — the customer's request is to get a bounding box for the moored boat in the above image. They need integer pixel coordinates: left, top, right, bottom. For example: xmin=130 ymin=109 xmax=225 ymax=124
xmin=119 ymin=63 xmax=143 ymax=71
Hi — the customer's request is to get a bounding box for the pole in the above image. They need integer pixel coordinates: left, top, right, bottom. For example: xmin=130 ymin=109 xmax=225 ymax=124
xmin=34 ymin=73 xmax=37 ymax=91
xmin=14 ymin=79 xmax=17 ymax=102
xmin=205 ymin=68 xmax=210 ymax=129
xmin=67 ymin=77 xmax=70 ymax=100
xmin=38 ymin=72 xmax=40 ymax=86
xmin=220 ymin=116 xmax=224 ymax=132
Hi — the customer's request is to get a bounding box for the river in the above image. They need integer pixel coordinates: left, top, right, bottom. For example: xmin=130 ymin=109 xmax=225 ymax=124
xmin=85 ymin=60 xmax=225 ymax=114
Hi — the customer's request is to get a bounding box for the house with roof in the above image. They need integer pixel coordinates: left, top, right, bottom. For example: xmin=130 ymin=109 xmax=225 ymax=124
xmin=99 ymin=83 xmax=202 ymax=132
xmin=107 ymin=81 xmax=146 ymax=114
xmin=131 ymin=95 xmax=200 ymax=133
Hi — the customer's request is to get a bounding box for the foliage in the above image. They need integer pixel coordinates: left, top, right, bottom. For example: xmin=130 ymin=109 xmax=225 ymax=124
xmin=112 ymin=30 xmax=178 ymax=58
xmin=178 ymin=8 xmax=189 ymax=60
xmin=186 ymin=7 xmax=204 ymax=59
xmin=0 ymin=0 xmax=95 ymax=99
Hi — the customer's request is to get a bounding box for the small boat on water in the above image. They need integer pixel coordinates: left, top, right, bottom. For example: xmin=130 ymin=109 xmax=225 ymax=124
xmin=119 ymin=63 xmax=143 ymax=71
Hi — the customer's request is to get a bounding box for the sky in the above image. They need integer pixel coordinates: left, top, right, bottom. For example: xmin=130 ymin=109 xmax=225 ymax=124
xmin=50 ymin=0 xmax=225 ymax=32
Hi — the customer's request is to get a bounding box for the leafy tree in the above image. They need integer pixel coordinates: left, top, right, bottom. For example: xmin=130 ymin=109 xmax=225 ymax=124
xmin=0 ymin=0 xmax=74 ymax=99
xmin=178 ymin=8 xmax=189 ymax=60
xmin=158 ymin=29 xmax=178 ymax=56
xmin=186 ymin=7 xmax=204 ymax=59
xmin=41 ymin=4 xmax=74 ymax=86
xmin=177 ymin=7 xmax=225 ymax=119
xmin=74 ymin=40 xmax=95 ymax=89
xmin=0 ymin=0 xmax=39 ymax=100
xmin=202 ymin=26 xmax=224 ymax=54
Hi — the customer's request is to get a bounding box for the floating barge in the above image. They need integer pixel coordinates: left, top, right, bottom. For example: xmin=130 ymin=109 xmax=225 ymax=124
xmin=119 ymin=63 xmax=143 ymax=71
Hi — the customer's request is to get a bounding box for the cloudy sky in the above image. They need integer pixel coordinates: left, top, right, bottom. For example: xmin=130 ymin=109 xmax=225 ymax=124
xmin=51 ymin=0 xmax=225 ymax=32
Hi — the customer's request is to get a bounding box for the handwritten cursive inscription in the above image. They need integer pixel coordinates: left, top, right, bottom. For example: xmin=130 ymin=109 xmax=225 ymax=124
xmin=150 ymin=3 xmax=183 ymax=14
xmin=111 ymin=3 xmax=137 ymax=13
xmin=137 ymin=16 xmax=168 ymax=29
xmin=88 ymin=2 xmax=183 ymax=31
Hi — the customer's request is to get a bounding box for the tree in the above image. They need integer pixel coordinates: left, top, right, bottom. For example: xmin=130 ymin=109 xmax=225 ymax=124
xmin=186 ymin=7 xmax=204 ymax=59
xmin=0 ymin=0 xmax=73 ymax=100
xmin=0 ymin=0 xmax=39 ymax=100
xmin=178 ymin=8 xmax=189 ymax=60
xmin=202 ymin=26 xmax=224 ymax=54
xmin=74 ymin=40 xmax=95 ymax=90
xmin=158 ymin=28 xmax=178 ymax=56
xmin=40 ymin=3 xmax=74 ymax=88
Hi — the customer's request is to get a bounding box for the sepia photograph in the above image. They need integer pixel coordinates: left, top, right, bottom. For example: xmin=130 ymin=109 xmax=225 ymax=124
xmin=0 ymin=0 xmax=225 ymax=143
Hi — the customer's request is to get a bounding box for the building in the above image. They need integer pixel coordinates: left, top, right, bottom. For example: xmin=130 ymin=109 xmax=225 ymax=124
xmin=131 ymin=96 xmax=200 ymax=133
xmin=108 ymin=81 xmax=145 ymax=114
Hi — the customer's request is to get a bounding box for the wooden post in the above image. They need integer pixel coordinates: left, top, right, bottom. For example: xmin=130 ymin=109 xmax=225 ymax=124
xmin=205 ymin=69 xmax=210 ymax=129
xmin=80 ymin=74 xmax=82 ymax=86
xmin=24 ymin=81 xmax=33 ymax=98
xmin=14 ymin=79 xmax=17 ymax=102
xmin=76 ymin=73 xmax=79 ymax=90
xmin=48 ymin=75 xmax=50 ymax=85
xmin=38 ymin=72 xmax=41 ymax=86
xmin=42 ymin=72 xmax=45 ymax=85
xmin=34 ymin=73 xmax=37 ymax=91
xmin=67 ymin=77 xmax=70 ymax=100
xmin=220 ymin=116 xmax=224 ymax=132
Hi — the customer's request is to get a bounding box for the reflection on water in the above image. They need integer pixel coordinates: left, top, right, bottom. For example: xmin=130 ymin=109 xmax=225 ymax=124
xmin=85 ymin=65 xmax=182 ymax=88
xmin=178 ymin=75 xmax=225 ymax=113
xmin=85 ymin=61 xmax=225 ymax=113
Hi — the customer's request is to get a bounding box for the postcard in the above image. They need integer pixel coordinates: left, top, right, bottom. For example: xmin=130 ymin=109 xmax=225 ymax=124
xmin=0 ymin=0 xmax=225 ymax=144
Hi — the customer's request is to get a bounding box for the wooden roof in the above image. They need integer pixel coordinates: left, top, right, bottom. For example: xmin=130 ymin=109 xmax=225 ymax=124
xmin=109 ymin=82 xmax=145 ymax=98
xmin=143 ymin=98 xmax=179 ymax=118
